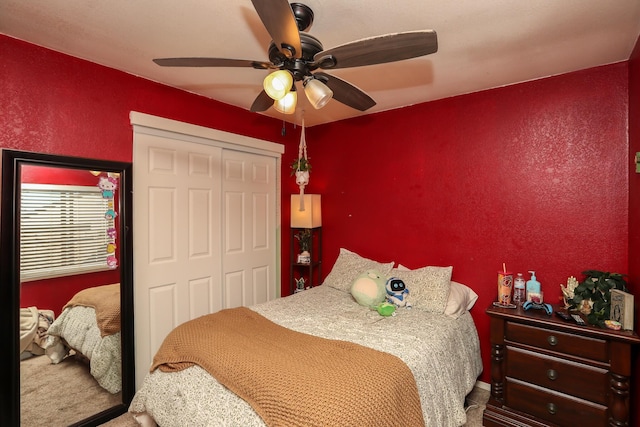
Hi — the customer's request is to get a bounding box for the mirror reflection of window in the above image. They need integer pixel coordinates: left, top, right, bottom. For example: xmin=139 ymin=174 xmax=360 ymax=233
xmin=20 ymin=183 xmax=114 ymax=281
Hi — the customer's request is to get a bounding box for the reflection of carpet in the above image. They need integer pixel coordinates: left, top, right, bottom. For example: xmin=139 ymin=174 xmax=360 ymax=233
xmin=20 ymin=352 xmax=121 ymax=426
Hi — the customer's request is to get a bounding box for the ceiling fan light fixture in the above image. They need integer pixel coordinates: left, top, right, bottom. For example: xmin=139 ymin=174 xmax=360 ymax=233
xmin=274 ymin=89 xmax=297 ymax=114
xmin=304 ymin=77 xmax=333 ymax=109
xmin=263 ymin=70 xmax=294 ymax=100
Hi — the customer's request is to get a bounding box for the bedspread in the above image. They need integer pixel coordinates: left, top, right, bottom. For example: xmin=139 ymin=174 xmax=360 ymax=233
xmin=152 ymin=306 xmax=424 ymax=427
xmin=48 ymin=306 xmax=122 ymax=393
xmin=130 ymin=285 xmax=483 ymax=426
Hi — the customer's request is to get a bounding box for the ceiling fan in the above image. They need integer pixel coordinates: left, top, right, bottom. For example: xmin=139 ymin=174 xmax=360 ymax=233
xmin=153 ymin=0 xmax=438 ymax=114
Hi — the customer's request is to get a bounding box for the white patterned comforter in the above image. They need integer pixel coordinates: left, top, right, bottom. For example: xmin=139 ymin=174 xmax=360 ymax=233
xmin=47 ymin=305 xmax=122 ymax=393
xmin=129 ymin=285 xmax=483 ymax=427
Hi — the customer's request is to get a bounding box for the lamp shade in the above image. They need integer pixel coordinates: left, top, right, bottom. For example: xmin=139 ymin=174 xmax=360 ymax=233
xmin=304 ymin=78 xmax=333 ymax=109
xmin=291 ymin=194 xmax=322 ymax=228
xmin=274 ymin=89 xmax=297 ymax=114
xmin=264 ymin=70 xmax=293 ymax=101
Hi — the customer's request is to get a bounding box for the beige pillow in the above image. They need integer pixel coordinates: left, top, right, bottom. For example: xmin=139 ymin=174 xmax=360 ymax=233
xmin=444 ymin=281 xmax=479 ymax=319
xmin=389 ymin=265 xmax=453 ymax=313
xmin=323 ymin=248 xmax=394 ymax=292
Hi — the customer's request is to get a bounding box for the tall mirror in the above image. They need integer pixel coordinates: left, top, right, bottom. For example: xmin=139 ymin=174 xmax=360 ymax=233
xmin=0 ymin=150 xmax=134 ymax=426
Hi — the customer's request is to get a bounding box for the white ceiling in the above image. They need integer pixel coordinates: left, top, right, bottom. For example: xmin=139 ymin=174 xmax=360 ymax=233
xmin=2 ymin=0 xmax=640 ymax=127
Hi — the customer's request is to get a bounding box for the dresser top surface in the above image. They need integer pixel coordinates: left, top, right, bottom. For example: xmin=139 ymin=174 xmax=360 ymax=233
xmin=486 ymin=304 xmax=640 ymax=344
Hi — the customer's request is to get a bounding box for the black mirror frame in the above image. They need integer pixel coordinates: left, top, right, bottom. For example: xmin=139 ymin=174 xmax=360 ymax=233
xmin=0 ymin=149 xmax=134 ymax=426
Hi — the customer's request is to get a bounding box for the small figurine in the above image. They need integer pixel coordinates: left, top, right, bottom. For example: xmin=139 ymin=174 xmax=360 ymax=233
xmin=294 ymin=277 xmax=306 ymax=292
xmin=560 ymin=276 xmax=579 ymax=308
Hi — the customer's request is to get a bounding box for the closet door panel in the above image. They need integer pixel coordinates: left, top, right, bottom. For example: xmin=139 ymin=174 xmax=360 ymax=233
xmin=133 ymin=133 xmax=222 ymax=389
xmin=222 ymin=150 xmax=277 ymax=307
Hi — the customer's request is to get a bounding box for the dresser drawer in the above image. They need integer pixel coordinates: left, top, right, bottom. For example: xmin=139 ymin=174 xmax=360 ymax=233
xmin=506 ymin=347 xmax=608 ymax=404
xmin=506 ymin=322 xmax=608 ymax=362
xmin=506 ymin=378 xmax=608 ymax=426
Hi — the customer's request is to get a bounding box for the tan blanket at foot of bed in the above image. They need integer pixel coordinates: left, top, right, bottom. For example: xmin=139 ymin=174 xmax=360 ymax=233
xmin=152 ymin=306 xmax=425 ymax=427
xmin=63 ymin=283 xmax=120 ymax=337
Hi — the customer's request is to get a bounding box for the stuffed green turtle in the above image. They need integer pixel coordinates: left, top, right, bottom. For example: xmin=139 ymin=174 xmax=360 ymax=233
xmin=350 ymin=270 xmax=395 ymax=316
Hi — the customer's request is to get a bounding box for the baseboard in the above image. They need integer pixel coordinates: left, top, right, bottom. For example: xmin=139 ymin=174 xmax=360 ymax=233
xmin=475 ymin=380 xmax=490 ymax=391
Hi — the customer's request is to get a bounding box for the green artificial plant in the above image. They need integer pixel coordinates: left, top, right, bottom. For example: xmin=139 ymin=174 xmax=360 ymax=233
xmin=568 ymin=270 xmax=628 ymax=327
xmin=294 ymin=229 xmax=312 ymax=253
xmin=290 ymin=157 xmax=311 ymax=176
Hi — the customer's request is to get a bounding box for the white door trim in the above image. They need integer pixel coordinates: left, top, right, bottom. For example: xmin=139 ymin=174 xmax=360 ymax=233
xmin=130 ymin=111 xmax=285 ymax=157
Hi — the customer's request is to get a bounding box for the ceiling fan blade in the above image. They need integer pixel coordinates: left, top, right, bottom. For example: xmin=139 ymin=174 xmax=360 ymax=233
xmin=153 ymin=58 xmax=273 ymax=70
xmin=250 ymin=90 xmax=274 ymax=112
xmin=315 ymin=72 xmax=376 ymax=111
xmin=315 ymin=30 xmax=438 ymax=69
xmin=251 ymin=0 xmax=302 ymax=59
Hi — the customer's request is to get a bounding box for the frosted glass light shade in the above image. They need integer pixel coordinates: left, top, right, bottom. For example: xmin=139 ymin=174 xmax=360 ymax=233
xmin=304 ymin=78 xmax=333 ymax=109
xmin=274 ymin=90 xmax=297 ymax=114
xmin=264 ymin=70 xmax=293 ymax=100
xmin=291 ymin=194 xmax=322 ymax=228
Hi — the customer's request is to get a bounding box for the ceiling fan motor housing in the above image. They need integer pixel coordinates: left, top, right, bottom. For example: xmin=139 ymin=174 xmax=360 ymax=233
xmin=268 ymin=32 xmax=325 ymax=81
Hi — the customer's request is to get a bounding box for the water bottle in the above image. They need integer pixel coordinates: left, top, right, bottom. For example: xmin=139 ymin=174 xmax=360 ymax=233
xmin=513 ymin=273 xmax=526 ymax=306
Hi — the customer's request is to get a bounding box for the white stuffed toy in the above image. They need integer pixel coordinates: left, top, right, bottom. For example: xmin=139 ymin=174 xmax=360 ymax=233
xmin=386 ymin=277 xmax=412 ymax=309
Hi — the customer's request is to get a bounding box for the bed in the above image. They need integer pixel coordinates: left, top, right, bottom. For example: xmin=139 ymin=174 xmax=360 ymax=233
xmin=46 ymin=283 xmax=122 ymax=394
xmin=129 ymin=249 xmax=483 ymax=427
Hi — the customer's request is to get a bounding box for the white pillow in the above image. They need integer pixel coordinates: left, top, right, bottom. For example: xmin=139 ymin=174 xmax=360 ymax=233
xmin=323 ymin=248 xmax=394 ymax=292
xmin=396 ymin=264 xmax=477 ymax=318
xmin=389 ymin=266 xmax=452 ymax=313
xmin=444 ymin=281 xmax=479 ymax=319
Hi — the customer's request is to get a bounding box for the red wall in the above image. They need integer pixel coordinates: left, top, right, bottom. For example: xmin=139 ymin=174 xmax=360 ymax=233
xmin=0 ymin=35 xmax=296 ymax=162
xmin=628 ymin=35 xmax=640 ymax=416
xmin=3 ymin=33 xmax=637 ymax=406
xmin=282 ymin=63 xmax=630 ymax=387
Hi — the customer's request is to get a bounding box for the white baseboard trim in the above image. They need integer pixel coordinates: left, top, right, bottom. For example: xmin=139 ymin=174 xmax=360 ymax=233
xmin=475 ymin=380 xmax=490 ymax=391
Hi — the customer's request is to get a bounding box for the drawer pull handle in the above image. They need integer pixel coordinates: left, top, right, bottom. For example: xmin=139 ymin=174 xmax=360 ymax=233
xmin=547 ymin=335 xmax=558 ymax=346
xmin=547 ymin=403 xmax=557 ymax=415
xmin=547 ymin=369 xmax=557 ymax=380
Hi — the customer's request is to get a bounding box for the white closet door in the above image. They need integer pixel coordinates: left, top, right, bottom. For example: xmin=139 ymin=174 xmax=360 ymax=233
xmin=133 ymin=133 xmax=223 ymax=389
xmin=222 ymin=149 xmax=278 ymax=308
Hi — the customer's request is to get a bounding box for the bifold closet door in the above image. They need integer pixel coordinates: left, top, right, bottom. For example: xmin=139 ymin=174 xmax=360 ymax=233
xmin=133 ymin=133 xmax=223 ymax=388
xmin=222 ymin=149 xmax=278 ymax=308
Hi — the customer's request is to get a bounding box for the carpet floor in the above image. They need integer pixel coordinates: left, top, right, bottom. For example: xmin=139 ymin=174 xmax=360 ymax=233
xmin=21 ymin=352 xmax=121 ymax=426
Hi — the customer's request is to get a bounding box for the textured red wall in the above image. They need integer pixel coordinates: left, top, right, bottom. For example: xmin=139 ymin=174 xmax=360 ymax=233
xmin=283 ymin=63 xmax=630 ymax=386
xmin=0 ymin=35 xmax=296 ymax=162
xmin=628 ymin=35 xmax=640 ymax=421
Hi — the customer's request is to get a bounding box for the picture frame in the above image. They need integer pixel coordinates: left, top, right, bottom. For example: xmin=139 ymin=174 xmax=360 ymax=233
xmin=610 ymin=289 xmax=634 ymax=331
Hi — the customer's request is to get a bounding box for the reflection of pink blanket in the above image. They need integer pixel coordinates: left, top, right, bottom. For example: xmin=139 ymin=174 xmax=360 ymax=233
xmin=63 ymin=284 xmax=120 ymax=337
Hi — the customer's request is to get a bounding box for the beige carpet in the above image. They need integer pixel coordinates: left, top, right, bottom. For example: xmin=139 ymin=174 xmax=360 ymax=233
xmin=100 ymin=384 xmax=490 ymax=426
xmin=21 ymin=352 xmax=122 ymax=426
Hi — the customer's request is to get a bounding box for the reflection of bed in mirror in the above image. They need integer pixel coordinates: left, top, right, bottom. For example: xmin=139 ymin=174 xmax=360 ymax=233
xmin=20 ymin=284 xmax=123 ymax=425
xmin=0 ymin=149 xmax=134 ymax=427
xmin=48 ymin=283 xmax=122 ymax=392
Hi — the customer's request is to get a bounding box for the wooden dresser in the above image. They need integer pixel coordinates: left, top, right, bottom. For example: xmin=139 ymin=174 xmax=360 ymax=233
xmin=483 ymin=304 xmax=640 ymax=427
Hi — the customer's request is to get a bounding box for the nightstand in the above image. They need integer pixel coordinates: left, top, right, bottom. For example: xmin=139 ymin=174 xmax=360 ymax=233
xmin=289 ymin=227 xmax=322 ymax=294
xmin=483 ymin=304 xmax=640 ymax=427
